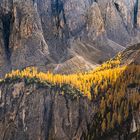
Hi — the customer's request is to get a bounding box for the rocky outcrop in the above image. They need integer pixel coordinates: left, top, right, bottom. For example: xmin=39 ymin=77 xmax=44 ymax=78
xmin=0 ymin=0 xmax=140 ymax=76
xmin=121 ymin=43 xmax=140 ymax=65
xmin=0 ymin=0 xmax=52 ymax=77
xmin=0 ymin=81 xmax=96 ymax=140
xmin=0 ymin=81 xmax=139 ymax=140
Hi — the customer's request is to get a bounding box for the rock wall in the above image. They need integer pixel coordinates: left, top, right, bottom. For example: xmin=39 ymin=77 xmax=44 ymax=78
xmin=0 ymin=0 xmax=140 ymax=76
xmin=0 ymin=81 xmax=139 ymax=140
xmin=0 ymin=81 xmax=96 ymax=140
xmin=0 ymin=0 xmax=51 ymax=77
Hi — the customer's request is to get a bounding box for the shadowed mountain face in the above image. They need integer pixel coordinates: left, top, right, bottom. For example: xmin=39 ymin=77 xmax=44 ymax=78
xmin=0 ymin=0 xmax=140 ymax=77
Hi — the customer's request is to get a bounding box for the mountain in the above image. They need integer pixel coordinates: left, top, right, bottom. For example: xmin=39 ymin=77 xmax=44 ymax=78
xmin=0 ymin=1 xmax=140 ymax=140
xmin=0 ymin=0 xmax=140 ymax=77
xmin=0 ymin=50 xmax=140 ymax=139
xmin=0 ymin=80 xmax=139 ymax=140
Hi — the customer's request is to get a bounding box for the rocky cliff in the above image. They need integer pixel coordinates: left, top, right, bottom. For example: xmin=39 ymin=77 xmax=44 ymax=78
xmin=0 ymin=79 xmax=139 ymax=140
xmin=0 ymin=81 xmax=93 ymax=140
xmin=1 ymin=0 xmax=140 ymax=77
xmin=0 ymin=1 xmax=140 ymax=140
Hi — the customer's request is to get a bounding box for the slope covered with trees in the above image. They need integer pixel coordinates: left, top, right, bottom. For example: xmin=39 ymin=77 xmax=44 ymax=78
xmin=1 ymin=53 xmax=139 ymax=139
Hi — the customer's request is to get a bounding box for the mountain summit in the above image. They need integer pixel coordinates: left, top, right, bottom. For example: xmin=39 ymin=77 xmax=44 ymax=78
xmin=0 ymin=0 xmax=140 ymax=77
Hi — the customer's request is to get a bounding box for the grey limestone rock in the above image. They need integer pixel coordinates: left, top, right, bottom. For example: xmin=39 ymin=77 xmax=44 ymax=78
xmin=0 ymin=0 xmax=140 ymax=77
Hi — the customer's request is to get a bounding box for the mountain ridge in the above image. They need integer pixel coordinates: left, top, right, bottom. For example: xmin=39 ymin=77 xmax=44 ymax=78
xmin=1 ymin=0 xmax=140 ymax=77
xmin=0 ymin=1 xmax=140 ymax=140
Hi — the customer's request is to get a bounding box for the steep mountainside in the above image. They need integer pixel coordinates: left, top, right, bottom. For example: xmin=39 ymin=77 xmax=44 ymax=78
xmin=0 ymin=0 xmax=140 ymax=77
xmin=0 ymin=1 xmax=140 ymax=140
xmin=0 ymin=41 xmax=140 ymax=140
xmin=0 ymin=64 xmax=139 ymax=140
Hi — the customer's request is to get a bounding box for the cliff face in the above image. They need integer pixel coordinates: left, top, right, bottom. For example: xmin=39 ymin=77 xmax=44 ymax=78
xmin=0 ymin=1 xmax=140 ymax=140
xmin=0 ymin=0 xmax=140 ymax=76
xmin=0 ymin=81 xmax=139 ymax=140
xmin=0 ymin=0 xmax=50 ymax=77
xmin=0 ymin=81 xmax=96 ymax=140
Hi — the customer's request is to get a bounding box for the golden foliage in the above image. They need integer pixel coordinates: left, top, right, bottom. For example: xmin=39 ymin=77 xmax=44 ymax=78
xmin=4 ymin=54 xmax=140 ymax=101
xmin=3 ymin=53 xmax=140 ymax=133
